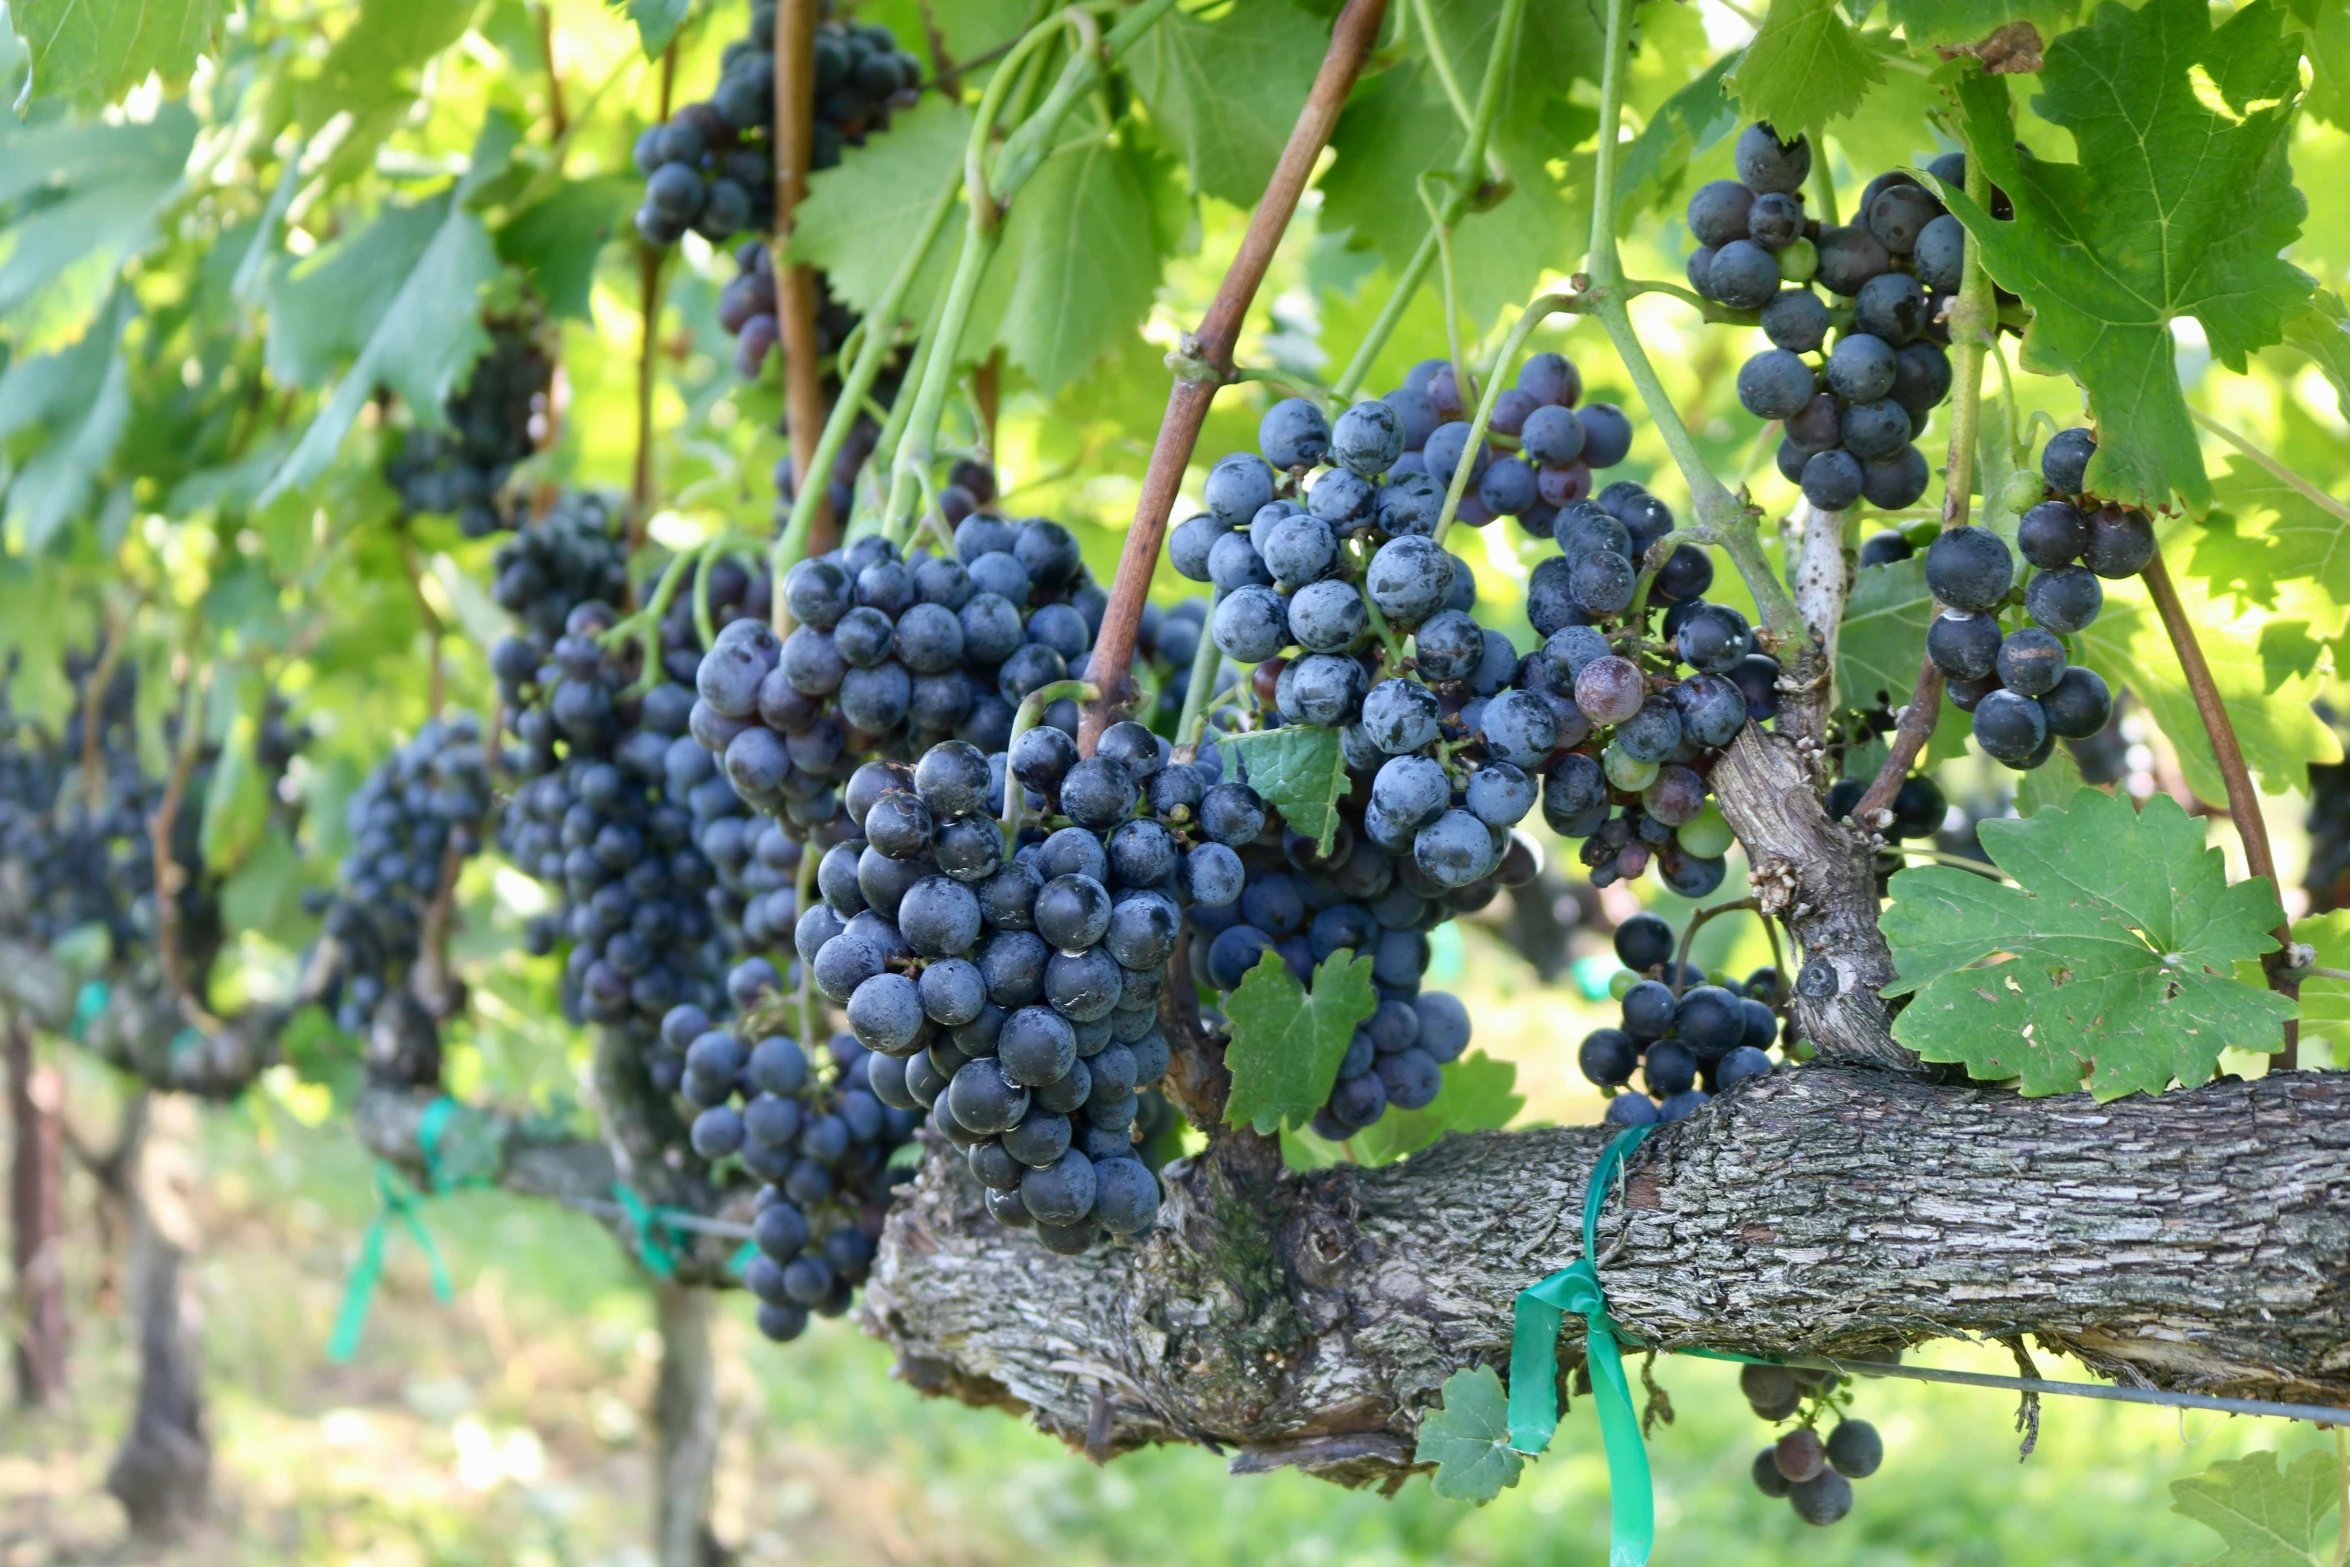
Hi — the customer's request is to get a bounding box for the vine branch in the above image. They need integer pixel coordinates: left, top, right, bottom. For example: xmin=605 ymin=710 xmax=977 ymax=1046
xmin=773 ymin=0 xmax=832 ymax=553
xmin=1077 ymin=0 xmax=1392 ymax=750
xmin=2141 ymin=546 xmax=2300 ymax=1066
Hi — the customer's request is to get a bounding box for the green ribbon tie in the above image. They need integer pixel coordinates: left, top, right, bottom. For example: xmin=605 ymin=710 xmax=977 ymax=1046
xmin=70 ymin=980 xmax=108 ymax=1041
xmin=1507 ymin=1123 xmax=1658 ymax=1567
xmin=326 ymin=1097 xmax=467 ymax=1363
xmin=612 ymin=1182 xmax=684 ymax=1280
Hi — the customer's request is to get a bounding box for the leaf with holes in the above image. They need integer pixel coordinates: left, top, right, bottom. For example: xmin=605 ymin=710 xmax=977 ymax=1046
xmin=1222 ymin=951 xmax=1377 ymax=1134
xmin=1416 ymin=1364 xmax=1525 ymax=1505
xmin=2171 ymin=1448 xmax=2341 ymax=1567
xmin=1935 ymin=0 xmax=2312 ymax=514
xmin=1727 ymin=0 xmax=1887 ymax=133
xmin=1218 ymin=724 xmax=1349 ymax=856
xmin=1881 ymin=788 xmax=2294 ymax=1098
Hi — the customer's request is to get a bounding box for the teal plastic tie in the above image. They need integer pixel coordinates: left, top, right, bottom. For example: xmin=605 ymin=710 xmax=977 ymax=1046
xmin=70 ymin=980 xmax=108 ymax=1040
xmin=611 ymin=1182 xmax=683 ymax=1280
xmin=326 ymin=1096 xmax=469 ymax=1364
xmin=1506 ymin=1123 xmax=1658 ymax=1567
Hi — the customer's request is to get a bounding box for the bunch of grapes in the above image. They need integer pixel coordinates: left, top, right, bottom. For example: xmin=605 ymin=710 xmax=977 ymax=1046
xmin=1915 ymin=426 xmax=2129 ymax=769
xmin=772 ymin=414 xmax=887 ymax=534
xmin=749 ymin=731 xmax=1205 ymax=1255
xmin=1576 ymin=912 xmax=1784 ymax=1125
xmin=689 ymin=500 xmax=1117 ymax=843
xmin=316 ymin=715 xmax=494 ymax=1036
xmin=2309 ymin=705 xmax=2350 ymax=913
xmin=490 ymin=490 xmax=632 ymax=643
xmin=631 ymin=5 xmax=920 ymax=249
xmin=720 ymin=239 xmax=862 ymax=382
xmin=0 ymin=655 xmax=149 ymax=949
xmin=1739 ymin=1363 xmax=1884 ymax=1527
xmin=384 ymin=324 xmax=550 ymax=537
xmin=493 ymin=601 xmax=756 ymax=1076
xmin=1688 ymin=125 xmax=1956 ymax=513
xmin=657 ymin=996 xmax=920 ymax=1341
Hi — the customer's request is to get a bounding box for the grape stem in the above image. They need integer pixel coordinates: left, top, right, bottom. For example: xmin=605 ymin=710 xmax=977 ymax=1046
xmin=2141 ymin=546 xmax=2299 ymax=1066
xmin=1172 ymin=609 xmax=1227 ymax=758
xmin=395 ymin=520 xmax=446 ymax=717
xmin=1668 ymin=897 xmax=1758 ymax=1000
xmin=1002 ymin=680 xmax=1100 ymax=851
xmin=873 ymin=3 xmax=1165 ymax=552
xmin=1852 ymin=136 xmax=2003 ymax=826
xmin=795 ymin=848 xmax=820 ymax=1050
xmin=150 ymin=650 xmax=223 ymax=1034
xmin=2309 ymin=966 xmax=2350 ymax=986
xmin=79 ymin=599 xmax=133 ymax=813
xmin=1076 ymin=0 xmax=1395 ymax=752
xmin=772 ymin=0 xmax=832 ymax=552
xmin=1582 ymin=0 xmax=1802 ymax=655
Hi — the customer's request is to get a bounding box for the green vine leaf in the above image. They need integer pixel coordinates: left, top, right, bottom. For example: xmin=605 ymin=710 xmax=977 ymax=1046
xmin=10 ymin=0 xmax=227 ymax=106
xmin=613 ymin=0 xmax=691 ymax=59
xmin=1884 ymin=0 xmax=2076 ymax=45
xmin=1881 ymin=788 xmax=2295 ymax=1098
xmin=1936 ymin=0 xmax=2313 ymax=514
xmin=294 ymin=0 xmax=478 ymax=133
xmin=1726 ymin=0 xmax=1887 ymax=134
xmin=1218 ymin=724 xmax=1348 ymax=855
xmin=1835 ymin=555 xmax=1931 ymax=713
xmin=1609 ymin=51 xmax=1741 ymax=236
xmin=1221 ymin=950 xmax=1376 ymax=1134
xmin=1128 ymin=0 xmax=1330 ymax=207
xmin=2171 ymin=1448 xmax=2342 ymax=1567
xmin=2187 ymin=460 xmax=2350 ymax=640
xmin=496 ymin=174 xmax=632 ymax=322
xmin=788 ymin=96 xmax=969 ymax=319
xmin=2283 ymin=288 xmax=2350 ymax=419
xmin=2292 ymin=0 xmax=2350 ymax=130
xmin=0 ymin=107 xmax=198 ymax=331
xmin=1348 ymin=1051 xmax=1523 ymax=1167
xmin=0 ymin=291 xmax=134 ymax=552
xmin=1415 ymin=1365 xmax=1525 ymax=1505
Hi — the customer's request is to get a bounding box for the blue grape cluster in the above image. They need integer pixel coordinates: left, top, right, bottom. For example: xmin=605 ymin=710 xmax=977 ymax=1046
xmin=690 ymin=506 xmax=1115 ymax=839
xmin=631 ymin=6 xmax=920 ymax=249
xmin=661 ymin=999 xmax=920 ymax=1341
xmin=795 ymin=727 xmax=1205 ymax=1254
xmin=720 ymin=239 xmax=862 ymax=381
xmin=318 ymin=715 xmax=494 ymax=1036
xmin=1907 ymin=426 xmax=2126 ymax=770
xmin=1576 ymin=912 xmax=1785 ymax=1125
xmin=0 ymin=652 xmax=155 ymax=952
xmin=1688 ymin=126 xmax=1960 ymax=513
xmin=494 ymin=599 xmax=759 ymax=1081
xmin=490 ymin=490 xmax=632 ymax=643
xmin=1743 ymin=1365 xmax=1882 ymax=1527
xmin=384 ymin=324 xmax=549 ymax=538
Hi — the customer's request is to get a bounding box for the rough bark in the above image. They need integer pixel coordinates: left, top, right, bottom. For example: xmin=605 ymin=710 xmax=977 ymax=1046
xmin=866 ymin=1065 xmax=2350 ymax=1484
xmin=9 ymin=1016 xmax=67 ymax=1407
xmin=104 ymin=1097 xmax=210 ymax=1540
xmin=1710 ymin=727 xmax=1918 ymax=1072
xmin=654 ymin=1283 xmax=728 ymax=1567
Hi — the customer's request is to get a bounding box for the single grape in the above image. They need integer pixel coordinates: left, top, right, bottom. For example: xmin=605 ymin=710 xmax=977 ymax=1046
xmin=2040 ymin=665 xmax=2112 ymax=739
xmin=2042 ymin=426 xmax=2096 ymax=495
xmin=2024 ymin=565 xmax=2103 ymax=634
xmin=1826 ymin=334 xmax=1899 ymax=403
xmin=1924 ymin=526 xmax=2014 ymax=613
xmin=1734 ymin=124 xmax=1811 ymax=194
xmin=1331 ymin=399 xmax=1407 ymax=475
xmin=2082 ymin=504 xmax=2155 ymax=579
xmin=1709 ymin=240 xmax=1781 ymax=310
xmin=1801 ymin=449 xmax=1864 ymax=511
xmin=1814 ymin=225 xmax=1891 ymax=296
xmin=1260 ymin=398 xmax=1331 ymax=469
xmin=1973 ymin=687 xmax=2050 ymax=767
xmin=1686 ymin=179 xmax=1755 ymax=246
xmin=1737 ymin=349 xmax=1819 ymax=421
xmin=1760 ymin=289 xmax=1830 ymax=354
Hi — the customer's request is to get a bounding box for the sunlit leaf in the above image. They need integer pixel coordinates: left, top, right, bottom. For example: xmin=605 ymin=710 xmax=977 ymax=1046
xmin=1416 ymin=1365 xmax=1524 ymax=1505
xmin=1222 ymin=950 xmax=1377 ymax=1134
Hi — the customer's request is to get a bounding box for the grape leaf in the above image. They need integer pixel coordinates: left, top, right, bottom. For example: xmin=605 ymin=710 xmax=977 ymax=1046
xmin=1218 ymin=724 xmax=1348 ymax=855
xmin=11 ymin=0 xmax=227 ymax=105
xmin=1835 ymin=556 xmax=1931 ymax=713
xmin=968 ymin=133 xmax=1177 ymax=394
xmin=0 ymin=106 xmax=197 ymax=327
xmin=496 ymin=174 xmax=632 ymax=321
xmin=263 ymin=199 xmax=449 ymax=388
xmin=1886 ymin=0 xmax=2076 ymax=46
xmin=2186 ymin=460 xmax=2350 ymax=639
xmin=787 ymin=96 xmax=968 ymax=318
xmin=1221 ymin=950 xmax=1377 ymax=1134
xmin=1415 ymin=1365 xmax=1524 ymax=1505
xmin=1880 ymin=787 xmax=2295 ymax=1098
xmin=612 ymin=0 xmax=690 ymax=58
xmin=1727 ymin=0 xmax=1886 ymax=134
xmin=1935 ymin=0 xmax=2313 ymax=515
xmin=294 ymin=0 xmax=477 ymax=131
xmin=0 ymin=289 xmax=132 ymax=550
xmin=1348 ymin=1051 xmax=1524 ymax=1166
xmin=2072 ymin=568 xmax=2341 ymax=799
xmin=260 ymin=146 xmax=506 ymax=504
xmin=1128 ymin=0 xmax=1328 ymax=207
xmin=2292 ymin=0 xmax=2350 ymax=129
xmin=2171 ymin=1448 xmax=2341 ymax=1567
xmin=198 ymin=719 xmax=270 ymax=872
xmin=2012 ymin=740 xmax=2085 ymax=817
xmin=2282 ymin=288 xmax=2350 ymax=419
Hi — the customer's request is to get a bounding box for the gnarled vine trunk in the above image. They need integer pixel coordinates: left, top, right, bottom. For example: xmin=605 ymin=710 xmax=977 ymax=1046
xmin=654 ymin=1283 xmax=729 ymax=1567
xmin=865 ymin=1066 xmax=2350 ymax=1483
xmin=9 ymin=1016 xmax=67 ymax=1408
